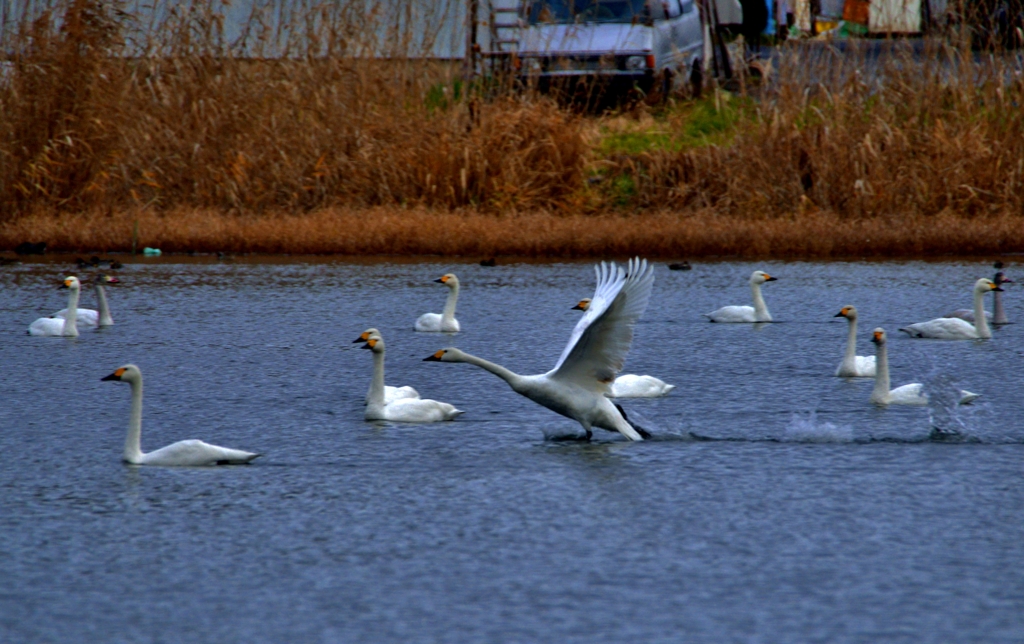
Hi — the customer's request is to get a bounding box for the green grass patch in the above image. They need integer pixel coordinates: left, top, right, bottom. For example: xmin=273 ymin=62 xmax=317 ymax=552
xmin=597 ymin=93 xmax=750 ymax=156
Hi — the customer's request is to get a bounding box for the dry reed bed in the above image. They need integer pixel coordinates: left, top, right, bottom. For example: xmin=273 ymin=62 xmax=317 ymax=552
xmin=2 ymin=208 xmax=1020 ymax=258
xmin=2 ymin=1 xmax=1024 ymax=259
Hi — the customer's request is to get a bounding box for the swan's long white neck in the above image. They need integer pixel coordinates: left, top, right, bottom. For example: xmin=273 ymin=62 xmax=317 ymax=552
xmin=124 ymin=376 xmax=144 ymax=463
xmin=993 ymin=288 xmax=1007 ymax=325
xmin=751 ymin=281 xmax=770 ymax=319
xmin=442 ymin=282 xmax=459 ymax=325
xmin=367 ymin=350 xmax=387 ymax=406
xmin=454 ymin=351 xmax=523 ymax=390
xmin=63 ymin=285 xmax=80 ymax=337
xmin=871 ymin=341 xmax=890 ymax=403
xmin=843 ymin=316 xmax=859 ymax=363
xmin=96 ymin=284 xmax=113 ymax=326
xmin=973 ymin=287 xmax=992 ymax=338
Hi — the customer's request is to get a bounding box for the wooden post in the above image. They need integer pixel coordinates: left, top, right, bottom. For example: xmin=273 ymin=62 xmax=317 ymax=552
xmin=710 ymin=0 xmax=733 ymax=80
xmin=464 ymin=0 xmax=479 ymax=84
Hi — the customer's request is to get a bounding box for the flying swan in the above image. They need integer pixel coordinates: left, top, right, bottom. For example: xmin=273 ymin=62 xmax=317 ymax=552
xmin=28 ymin=276 xmax=81 ymax=337
xmin=415 ymin=273 xmax=461 ymax=333
xmin=945 ymin=269 xmax=1012 ymax=325
xmin=102 ymin=364 xmax=261 ymax=465
xmin=834 ymin=305 xmax=876 ymax=377
xmin=899 ymin=278 xmax=1002 ymax=340
xmin=360 ymin=335 xmax=463 ymax=422
xmin=572 ymin=298 xmax=675 ymax=397
xmin=353 ymin=328 xmax=420 ymax=404
xmin=53 ymin=273 xmax=120 ymax=327
xmin=424 ymin=258 xmax=656 ymax=441
xmin=703 ymin=270 xmax=778 ymax=322
xmin=869 ymin=328 xmax=979 ymax=406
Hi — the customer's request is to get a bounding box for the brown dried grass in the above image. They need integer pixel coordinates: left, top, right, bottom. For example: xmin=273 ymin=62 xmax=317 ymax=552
xmin=2 ymin=1 xmax=1024 ymax=259
xmin=1 ymin=207 xmax=1019 ymax=259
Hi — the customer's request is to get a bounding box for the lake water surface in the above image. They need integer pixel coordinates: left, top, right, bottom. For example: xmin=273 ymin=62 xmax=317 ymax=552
xmin=2 ymin=257 xmax=1023 ymax=642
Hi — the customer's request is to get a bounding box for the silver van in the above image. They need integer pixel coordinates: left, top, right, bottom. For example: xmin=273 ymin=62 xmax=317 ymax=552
xmin=516 ymin=0 xmax=705 ymax=96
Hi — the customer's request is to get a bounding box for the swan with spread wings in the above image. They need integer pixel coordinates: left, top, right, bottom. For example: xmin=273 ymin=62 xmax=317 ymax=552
xmin=424 ymin=258 xmax=655 ymax=441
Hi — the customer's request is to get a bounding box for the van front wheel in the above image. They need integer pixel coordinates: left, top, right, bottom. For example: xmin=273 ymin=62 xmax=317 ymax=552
xmin=657 ymin=68 xmax=675 ymax=103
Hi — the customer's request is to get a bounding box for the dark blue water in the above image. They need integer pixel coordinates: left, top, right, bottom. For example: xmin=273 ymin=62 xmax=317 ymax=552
xmin=2 ymin=257 xmax=1023 ymax=642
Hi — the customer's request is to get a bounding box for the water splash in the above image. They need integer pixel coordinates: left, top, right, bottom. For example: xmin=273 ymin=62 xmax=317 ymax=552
xmin=922 ymin=371 xmax=982 ymax=442
xmin=784 ymin=411 xmax=855 ymax=443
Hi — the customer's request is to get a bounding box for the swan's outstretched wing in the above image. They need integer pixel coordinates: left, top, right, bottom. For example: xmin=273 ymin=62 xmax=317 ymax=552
xmin=549 ymin=258 xmax=655 ymax=389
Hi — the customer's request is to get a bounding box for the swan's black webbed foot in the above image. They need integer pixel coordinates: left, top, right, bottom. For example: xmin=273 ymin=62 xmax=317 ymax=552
xmin=615 ymin=403 xmax=652 ymax=439
xmin=549 ymin=432 xmax=592 ymax=442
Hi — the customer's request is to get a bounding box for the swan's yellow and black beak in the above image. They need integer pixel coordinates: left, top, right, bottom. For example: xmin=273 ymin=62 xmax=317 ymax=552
xmin=60 ymin=278 xmax=74 ymax=289
xmin=353 ymin=331 xmax=371 ymax=343
xmin=993 ymin=284 xmax=1004 ymax=292
xmin=102 ymin=367 xmax=127 ymax=381
xmin=361 ymin=338 xmax=378 ymax=350
xmin=434 ymin=276 xmax=448 ymax=284
xmin=834 ymin=307 xmax=849 ymax=318
xmin=572 ymin=300 xmax=589 ymax=311
xmin=764 ymin=275 xmax=778 ymax=282
xmin=423 ymin=350 xmax=445 ymax=362
xmin=871 ymin=330 xmax=884 ymax=344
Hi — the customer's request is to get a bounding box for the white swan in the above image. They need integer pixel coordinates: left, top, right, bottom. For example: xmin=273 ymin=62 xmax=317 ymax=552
xmin=703 ymin=270 xmax=777 ymax=322
xmin=361 ymin=335 xmax=463 ymax=422
xmin=415 ymin=273 xmax=460 ymax=332
xmin=946 ymin=270 xmax=1012 ymax=324
xmin=28 ymin=276 xmax=81 ymax=337
xmin=869 ymin=328 xmax=980 ymax=406
xmin=899 ymin=278 xmax=1001 ymax=340
xmin=572 ymin=298 xmax=675 ymax=397
xmin=353 ymin=328 xmax=420 ymax=404
xmin=102 ymin=364 xmax=260 ymax=465
xmin=53 ymin=274 xmax=119 ymax=327
xmin=834 ymin=305 xmax=876 ymax=377
xmin=425 ymin=258 xmax=655 ymax=441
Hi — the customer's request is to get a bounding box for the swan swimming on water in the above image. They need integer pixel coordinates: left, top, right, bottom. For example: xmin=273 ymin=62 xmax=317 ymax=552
xmin=945 ymin=269 xmax=1012 ymax=325
xmin=53 ymin=274 xmax=119 ymax=327
xmin=834 ymin=305 xmax=876 ymax=377
xmin=869 ymin=329 xmax=979 ymax=406
xmin=102 ymin=364 xmax=261 ymax=465
xmin=572 ymin=298 xmax=675 ymax=397
xmin=353 ymin=328 xmax=420 ymax=404
xmin=899 ymin=278 xmax=1001 ymax=340
xmin=28 ymin=276 xmax=81 ymax=337
xmin=360 ymin=335 xmax=463 ymax=422
xmin=424 ymin=258 xmax=655 ymax=441
xmin=415 ymin=273 xmax=461 ymax=333
xmin=704 ymin=270 xmax=777 ymax=323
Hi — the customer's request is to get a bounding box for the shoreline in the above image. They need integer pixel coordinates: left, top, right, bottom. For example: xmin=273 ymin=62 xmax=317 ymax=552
xmin=1 ymin=208 xmax=1022 ymax=261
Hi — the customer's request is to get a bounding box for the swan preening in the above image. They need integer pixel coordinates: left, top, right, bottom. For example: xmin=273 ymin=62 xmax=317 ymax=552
xmin=704 ymin=270 xmax=777 ymax=323
xmin=899 ymin=278 xmax=1002 ymax=340
xmin=360 ymin=334 xmax=463 ymax=422
xmin=425 ymin=258 xmax=655 ymax=441
xmin=415 ymin=273 xmax=461 ymax=333
xmin=102 ymin=364 xmax=260 ymax=465
xmin=946 ymin=270 xmax=1012 ymax=325
xmin=28 ymin=276 xmax=81 ymax=337
xmin=54 ymin=274 xmax=120 ymax=327
xmin=353 ymin=328 xmax=420 ymax=404
xmin=572 ymin=298 xmax=675 ymax=397
xmin=869 ymin=329 xmax=979 ymax=406
xmin=834 ymin=305 xmax=876 ymax=377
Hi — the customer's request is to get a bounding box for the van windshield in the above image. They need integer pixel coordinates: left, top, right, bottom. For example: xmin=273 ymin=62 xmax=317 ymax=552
xmin=526 ymin=0 xmax=650 ymax=25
